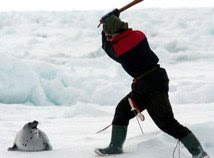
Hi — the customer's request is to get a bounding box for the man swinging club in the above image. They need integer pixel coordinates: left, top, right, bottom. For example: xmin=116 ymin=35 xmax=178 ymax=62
xmin=94 ymin=0 xmax=209 ymax=158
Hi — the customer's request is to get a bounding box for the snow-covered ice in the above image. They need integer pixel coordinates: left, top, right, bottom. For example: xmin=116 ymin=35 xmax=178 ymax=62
xmin=0 ymin=8 xmax=214 ymax=158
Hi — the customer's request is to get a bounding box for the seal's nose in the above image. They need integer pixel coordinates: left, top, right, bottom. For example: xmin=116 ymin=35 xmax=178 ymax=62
xmin=31 ymin=120 xmax=38 ymax=129
xmin=32 ymin=120 xmax=38 ymax=125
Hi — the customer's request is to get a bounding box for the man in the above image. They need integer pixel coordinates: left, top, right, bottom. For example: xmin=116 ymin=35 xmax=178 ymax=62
xmin=94 ymin=10 xmax=209 ymax=158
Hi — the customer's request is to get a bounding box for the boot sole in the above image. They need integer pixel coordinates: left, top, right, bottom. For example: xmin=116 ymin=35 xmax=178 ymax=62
xmin=94 ymin=149 xmax=108 ymax=156
xmin=94 ymin=148 xmax=123 ymax=156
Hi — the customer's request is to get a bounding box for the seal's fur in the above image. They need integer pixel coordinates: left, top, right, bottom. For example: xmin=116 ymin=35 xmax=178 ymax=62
xmin=8 ymin=120 xmax=52 ymax=151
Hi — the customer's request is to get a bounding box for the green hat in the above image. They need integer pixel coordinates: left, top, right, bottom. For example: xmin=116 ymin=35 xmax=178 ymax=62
xmin=103 ymin=15 xmax=128 ymax=34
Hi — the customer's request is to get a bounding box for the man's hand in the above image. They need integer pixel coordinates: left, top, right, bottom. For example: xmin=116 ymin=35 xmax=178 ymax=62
xmin=100 ymin=9 xmax=120 ymax=23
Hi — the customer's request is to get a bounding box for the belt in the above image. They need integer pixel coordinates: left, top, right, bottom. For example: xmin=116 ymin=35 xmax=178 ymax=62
xmin=133 ymin=66 xmax=159 ymax=83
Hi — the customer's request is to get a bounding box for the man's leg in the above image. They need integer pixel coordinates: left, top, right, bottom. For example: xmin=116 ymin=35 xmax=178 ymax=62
xmin=146 ymin=91 xmax=209 ymax=158
xmin=95 ymin=92 xmax=146 ymax=155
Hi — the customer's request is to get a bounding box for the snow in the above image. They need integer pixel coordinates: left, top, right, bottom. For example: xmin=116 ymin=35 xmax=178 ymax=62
xmin=0 ymin=0 xmax=214 ymax=11
xmin=0 ymin=8 xmax=214 ymax=158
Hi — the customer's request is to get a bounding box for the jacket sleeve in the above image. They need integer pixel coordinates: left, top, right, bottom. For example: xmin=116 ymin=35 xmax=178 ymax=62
xmin=101 ymin=31 xmax=119 ymax=62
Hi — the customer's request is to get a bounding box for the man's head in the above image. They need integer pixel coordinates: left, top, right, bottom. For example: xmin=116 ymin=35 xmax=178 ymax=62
xmin=103 ymin=15 xmax=128 ymax=35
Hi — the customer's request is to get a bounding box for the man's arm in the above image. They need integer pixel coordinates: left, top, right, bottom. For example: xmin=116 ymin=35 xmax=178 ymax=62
xmin=101 ymin=31 xmax=119 ymax=62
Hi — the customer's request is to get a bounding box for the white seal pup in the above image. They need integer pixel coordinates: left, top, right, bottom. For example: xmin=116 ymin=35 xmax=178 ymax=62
xmin=8 ymin=120 xmax=52 ymax=151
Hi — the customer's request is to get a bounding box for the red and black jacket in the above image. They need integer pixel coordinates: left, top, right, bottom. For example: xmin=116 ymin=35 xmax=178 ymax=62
xmin=102 ymin=29 xmax=159 ymax=78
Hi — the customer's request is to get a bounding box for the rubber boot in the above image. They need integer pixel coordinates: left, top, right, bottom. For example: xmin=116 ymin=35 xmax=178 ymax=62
xmin=95 ymin=125 xmax=127 ymax=155
xmin=181 ymin=133 xmax=209 ymax=158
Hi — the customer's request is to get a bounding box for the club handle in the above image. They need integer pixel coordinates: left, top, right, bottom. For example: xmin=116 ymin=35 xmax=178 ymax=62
xmin=97 ymin=0 xmax=143 ymax=27
xmin=119 ymin=0 xmax=143 ymax=13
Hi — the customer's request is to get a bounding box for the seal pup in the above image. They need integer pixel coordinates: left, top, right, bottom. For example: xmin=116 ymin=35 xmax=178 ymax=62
xmin=8 ymin=120 xmax=52 ymax=151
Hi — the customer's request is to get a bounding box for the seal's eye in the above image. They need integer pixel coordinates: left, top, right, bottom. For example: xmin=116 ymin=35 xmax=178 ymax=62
xmin=32 ymin=125 xmax=37 ymax=129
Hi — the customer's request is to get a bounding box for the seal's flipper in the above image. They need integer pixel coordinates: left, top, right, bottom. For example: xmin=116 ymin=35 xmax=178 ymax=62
xmin=8 ymin=144 xmax=18 ymax=151
xmin=44 ymin=143 xmax=52 ymax=151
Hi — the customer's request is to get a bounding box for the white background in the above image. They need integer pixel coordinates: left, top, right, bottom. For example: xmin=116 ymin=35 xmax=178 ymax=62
xmin=0 ymin=0 xmax=214 ymax=11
